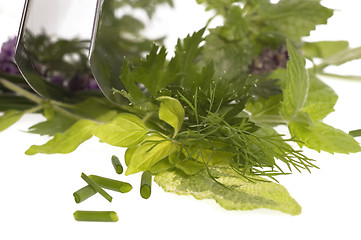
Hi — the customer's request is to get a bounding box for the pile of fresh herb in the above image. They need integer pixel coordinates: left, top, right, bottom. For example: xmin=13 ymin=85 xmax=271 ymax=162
xmin=1 ymin=0 xmax=361 ymax=216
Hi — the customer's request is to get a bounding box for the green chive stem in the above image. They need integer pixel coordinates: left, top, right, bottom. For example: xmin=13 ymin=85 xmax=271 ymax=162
xmin=140 ymin=171 xmax=152 ymax=199
xmin=88 ymin=175 xmax=132 ymax=193
xmin=73 ymin=210 xmax=118 ymax=222
xmin=111 ymin=155 xmax=123 ymax=174
xmin=73 ymin=185 xmax=96 ymax=204
xmin=349 ymin=129 xmax=361 ymax=137
xmin=81 ymin=173 xmax=112 ymax=202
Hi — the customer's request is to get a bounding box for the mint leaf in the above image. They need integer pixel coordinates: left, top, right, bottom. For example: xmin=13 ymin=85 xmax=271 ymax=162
xmin=303 ymin=41 xmax=349 ymax=59
xmin=289 ymin=121 xmax=361 ymax=154
xmin=302 ymin=75 xmax=338 ymax=121
xmin=246 ymin=95 xmax=282 ymax=122
xmin=281 ymin=40 xmax=309 ymax=121
xmin=156 ymin=96 xmax=185 ymax=136
xmin=93 ymin=113 xmax=148 ymax=148
xmin=125 ymin=135 xmax=178 ymax=175
xmin=0 ymin=110 xmax=24 ymax=132
xmin=25 ymin=120 xmax=98 ymax=155
xmin=256 ymin=0 xmax=333 ymax=40
xmin=203 ymin=6 xmax=253 ymax=78
xmin=318 ymin=46 xmax=361 ymax=69
xmin=154 ymin=166 xmax=302 ymax=215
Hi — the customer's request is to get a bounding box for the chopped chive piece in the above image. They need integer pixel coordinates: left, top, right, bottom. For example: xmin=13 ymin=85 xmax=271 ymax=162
xmin=111 ymin=155 xmax=123 ymax=174
xmin=81 ymin=173 xmax=112 ymax=202
xmin=73 ymin=185 xmax=96 ymax=203
xmin=349 ymin=129 xmax=361 ymax=137
xmin=73 ymin=210 xmax=118 ymax=222
xmin=140 ymin=171 xmax=152 ymax=199
xmin=88 ymin=175 xmax=133 ymax=193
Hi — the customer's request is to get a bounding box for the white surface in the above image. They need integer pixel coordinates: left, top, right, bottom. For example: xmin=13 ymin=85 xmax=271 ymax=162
xmin=1 ymin=1 xmax=361 ymax=240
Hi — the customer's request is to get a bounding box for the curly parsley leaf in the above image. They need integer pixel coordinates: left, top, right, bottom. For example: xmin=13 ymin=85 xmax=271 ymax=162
xmin=154 ymin=166 xmax=302 ymax=215
xmin=25 ymin=120 xmax=98 ymax=155
xmin=93 ymin=113 xmax=148 ymax=148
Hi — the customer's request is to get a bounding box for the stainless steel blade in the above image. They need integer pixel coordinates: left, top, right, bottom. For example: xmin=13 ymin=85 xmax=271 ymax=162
xmin=15 ymin=0 xmax=98 ymax=100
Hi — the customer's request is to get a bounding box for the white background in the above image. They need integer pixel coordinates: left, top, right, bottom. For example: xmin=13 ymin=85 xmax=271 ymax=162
xmin=1 ymin=0 xmax=361 ymax=239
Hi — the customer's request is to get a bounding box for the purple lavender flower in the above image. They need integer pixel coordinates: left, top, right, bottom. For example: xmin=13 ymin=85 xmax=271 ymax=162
xmin=69 ymin=74 xmax=99 ymax=92
xmin=0 ymin=37 xmax=20 ymax=75
xmin=250 ymin=46 xmax=288 ymax=74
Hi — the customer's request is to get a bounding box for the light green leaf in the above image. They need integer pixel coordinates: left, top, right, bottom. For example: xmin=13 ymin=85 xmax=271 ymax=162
xmin=289 ymin=121 xmax=361 ymax=154
xmin=318 ymin=46 xmax=361 ymax=69
xmin=93 ymin=113 xmax=148 ymax=148
xmin=281 ymin=40 xmax=309 ymax=121
xmin=246 ymin=95 xmax=282 ymax=123
xmin=28 ymin=112 xmax=76 ymax=136
xmin=257 ymin=0 xmax=333 ymax=40
xmin=303 ymin=41 xmax=349 ymax=59
xmin=25 ymin=120 xmax=98 ymax=155
xmin=154 ymin=166 xmax=301 ymax=215
xmin=169 ymin=153 xmax=205 ymax=175
xmin=302 ymin=75 xmax=338 ymax=121
xmin=125 ymin=135 xmax=178 ymax=175
xmin=72 ymin=98 xmax=118 ymax=122
xmin=0 ymin=110 xmax=24 ymax=132
xmin=156 ymin=96 xmax=185 ymax=137
xmin=182 ymin=144 xmax=235 ymax=165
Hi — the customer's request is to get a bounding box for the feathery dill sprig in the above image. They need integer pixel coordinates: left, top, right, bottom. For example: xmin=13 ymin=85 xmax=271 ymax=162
xmin=175 ymin=110 xmax=317 ymax=182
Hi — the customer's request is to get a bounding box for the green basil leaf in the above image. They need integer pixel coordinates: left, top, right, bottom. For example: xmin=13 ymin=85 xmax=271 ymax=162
xmin=25 ymin=120 xmax=98 ymax=155
xmin=125 ymin=135 xmax=178 ymax=175
xmin=281 ymin=40 xmax=309 ymax=121
xmin=93 ymin=113 xmax=148 ymax=148
xmin=0 ymin=110 xmax=24 ymax=132
xmin=156 ymin=96 xmax=185 ymax=137
xmin=154 ymin=166 xmax=302 ymax=215
xmin=289 ymin=121 xmax=361 ymax=154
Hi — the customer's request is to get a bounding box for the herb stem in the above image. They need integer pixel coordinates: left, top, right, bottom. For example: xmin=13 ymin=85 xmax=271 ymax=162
xmin=52 ymin=104 xmax=84 ymax=121
xmin=24 ymin=105 xmax=44 ymax=114
xmin=318 ymin=72 xmax=361 ymax=81
xmin=0 ymin=78 xmax=43 ymax=104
